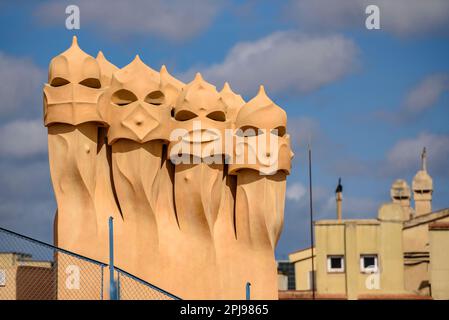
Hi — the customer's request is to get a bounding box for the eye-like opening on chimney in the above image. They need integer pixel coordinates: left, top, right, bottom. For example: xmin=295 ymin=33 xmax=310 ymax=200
xmin=145 ymin=90 xmax=165 ymax=106
xmin=79 ymin=78 xmax=101 ymax=89
xmin=393 ymin=196 xmax=410 ymax=200
xmin=111 ymin=89 xmax=138 ymax=106
xmin=50 ymin=77 xmax=70 ymax=87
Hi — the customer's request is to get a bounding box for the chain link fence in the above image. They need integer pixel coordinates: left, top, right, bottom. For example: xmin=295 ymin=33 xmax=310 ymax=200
xmin=116 ymin=267 xmax=179 ymax=300
xmin=0 ymin=227 xmax=179 ymax=300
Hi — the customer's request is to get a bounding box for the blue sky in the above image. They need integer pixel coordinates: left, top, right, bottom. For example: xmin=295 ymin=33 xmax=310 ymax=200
xmin=0 ymin=0 xmax=448 ymax=260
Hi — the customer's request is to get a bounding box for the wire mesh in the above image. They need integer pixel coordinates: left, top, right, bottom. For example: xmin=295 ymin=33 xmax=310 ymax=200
xmin=0 ymin=227 xmax=179 ymax=300
xmin=0 ymin=227 xmax=105 ymax=300
xmin=115 ymin=267 xmax=179 ymax=300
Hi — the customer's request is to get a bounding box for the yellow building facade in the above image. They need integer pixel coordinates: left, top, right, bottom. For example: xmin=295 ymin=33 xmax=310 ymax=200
xmin=429 ymin=222 xmax=449 ymax=299
xmin=313 ymin=204 xmax=407 ymax=300
xmin=289 ymin=247 xmax=315 ymax=292
xmin=285 ymin=149 xmax=449 ymax=300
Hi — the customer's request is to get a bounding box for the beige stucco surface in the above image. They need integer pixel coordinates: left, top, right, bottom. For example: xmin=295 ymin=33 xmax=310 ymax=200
xmin=429 ymin=225 xmax=449 ymax=300
xmin=44 ymin=37 xmax=292 ymax=299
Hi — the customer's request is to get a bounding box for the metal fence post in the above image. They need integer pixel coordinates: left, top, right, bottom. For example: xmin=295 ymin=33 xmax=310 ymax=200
xmin=109 ymin=216 xmax=118 ymax=300
xmin=246 ymin=282 xmax=251 ymax=300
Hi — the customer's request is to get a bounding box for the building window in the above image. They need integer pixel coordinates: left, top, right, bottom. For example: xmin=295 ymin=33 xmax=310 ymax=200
xmin=327 ymin=255 xmax=344 ymax=273
xmin=360 ymin=254 xmax=378 ymax=273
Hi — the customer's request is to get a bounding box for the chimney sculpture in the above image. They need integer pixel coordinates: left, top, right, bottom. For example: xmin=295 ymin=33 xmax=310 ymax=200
xmin=44 ymin=38 xmax=293 ymax=299
xmin=44 ymin=37 xmax=106 ymax=258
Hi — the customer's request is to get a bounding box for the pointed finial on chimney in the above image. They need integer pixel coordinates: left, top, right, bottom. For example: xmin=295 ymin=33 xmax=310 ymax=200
xmin=421 ymin=147 xmax=427 ymax=172
xmin=194 ymin=72 xmax=203 ymax=82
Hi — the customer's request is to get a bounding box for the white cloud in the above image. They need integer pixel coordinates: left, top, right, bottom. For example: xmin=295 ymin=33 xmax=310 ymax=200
xmin=403 ymin=73 xmax=449 ymax=114
xmin=179 ymin=32 xmax=358 ymax=95
xmin=0 ymin=52 xmax=44 ymax=116
xmin=0 ymin=161 xmax=55 ymax=243
xmin=385 ymin=132 xmax=449 ymax=177
xmin=36 ymin=0 xmax=223 ymax=41
xmin=287 ymin=0 xmax=449 ymax=37
xmin=0 ymin=119 xmax=47 ymax=158
xmin=0 ymin=53 xmax=51 ymax=243
xmin=286 ymin=182 xmax=306 ymax=202
xmin=374 ymin=73 xmax=449 ymax=124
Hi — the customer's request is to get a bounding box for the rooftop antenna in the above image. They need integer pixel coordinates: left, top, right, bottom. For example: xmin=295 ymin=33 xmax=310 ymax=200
xmin=421 ymin=147 xmax=427 ymax=172
xmin=307 ymin=143 xmax=316 ymax=299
